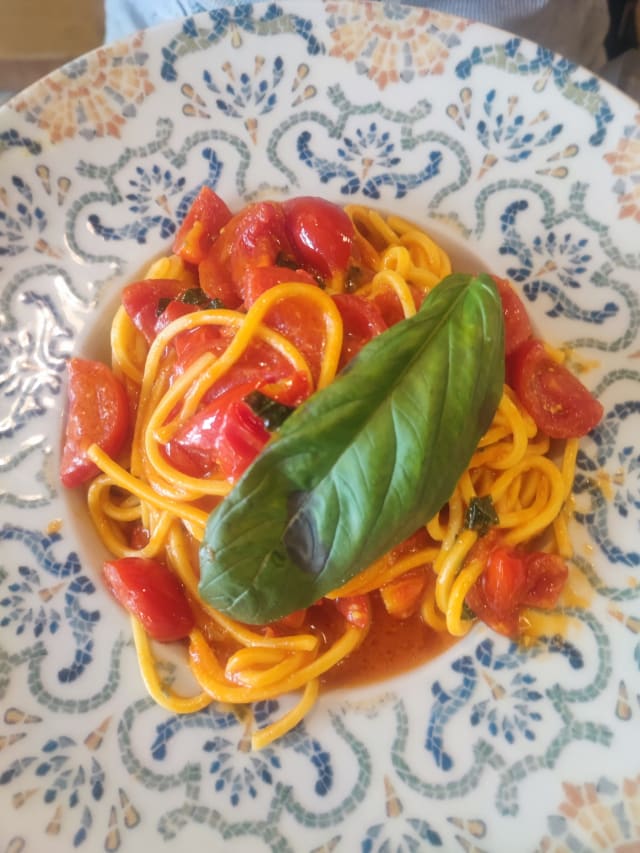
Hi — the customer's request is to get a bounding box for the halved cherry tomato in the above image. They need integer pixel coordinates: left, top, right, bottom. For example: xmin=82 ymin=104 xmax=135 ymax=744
xmin=199 ymin=201 xmax=290 ymax=306
xmin=380 ymin=569 xmax=427 ymax=620
xmin=492 ymin=276 xmax=532 ymax=356
xmin=466 ymin=542 xmax=569 ymax=637
xmin=103 ymin=557 xmax=194 ymax=642
xmin=509 ymin=338 xmax=603 ymax=438
xmin=371 ymin=284 xmax=425 ymax=328
xmin=239 ymin=264 xmax=318 ymax=308
xmin=262 ymin=296 xmax=328 ymax=384
xmin=122 ymin=278 xmax=185 ymax=343
xmin=166 ymin=381 xmax=271 ymax=480
xmin=154 ymin=297 xmax=199 ymax=336
xmin=60 ymin=358 xmax=130 ymax=488
xmin=283 ymin=196 xmax=354 ymax=278
xmin=333 ymin=594 xmax=372 ymax=629
xmin=173 ymin=185 xmax=232 ymax=265
xmin=332 ymin=293 xmax=387 ymax=367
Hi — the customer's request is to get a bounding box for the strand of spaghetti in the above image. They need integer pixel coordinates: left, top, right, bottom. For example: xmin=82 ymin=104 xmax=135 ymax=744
xmin=251 ymin=679 xmax=320 ymax=750
xmin=553 ymin=437 xmax=579 ymax=558
xmin=88 ymin=479 xmax=174 ymax=559
xmin=469 ymin=392 xmax=530 ymax=470
xmin=151 ymin=317 xmax=314 ymax=443
xmin=434 ymin=528 xmax=479 ymax=614
xmin=226 ymin=650 xmax=310 ymax=689
xmin=111 ymin=305 xmax=145 ymax=385
xmin=326 ymin=545 xmax=440 ymax=598
xmin=166 ymin=526 xmax=320 ymax=653
xmin=372 ymin=267 xmax=418 ymax=318
xmin=346 ymin=205 xmax=401 ymax=250
xmin=445 ymin=558 xmax=485 ymax=637
xmin=421 ymin=586 xmax=449 ymax=632
xmin=130 ymin=617 xmax=213 ymax=713
xmin=164 ymin=285 xmax=342 ymax=427
xmin=188 ymin=625 xmax=364 ymax=704
xmin=87 ymin=444 xmax=208 ymax=534
xmin=491 ymin=456 xmax=565 ymax=545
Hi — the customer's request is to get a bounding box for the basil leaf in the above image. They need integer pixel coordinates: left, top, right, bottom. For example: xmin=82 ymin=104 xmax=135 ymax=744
xmin=465 ymin=495 xmax=499 ymax=537
xmin=199 ymin=273 xmax=504 ymax=624
xmin=244 ymin=390 xmax=295 ymax=431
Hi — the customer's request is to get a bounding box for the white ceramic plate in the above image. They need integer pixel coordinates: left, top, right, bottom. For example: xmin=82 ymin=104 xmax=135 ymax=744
xmin=1 ymin=3 xmax=639 ymax=850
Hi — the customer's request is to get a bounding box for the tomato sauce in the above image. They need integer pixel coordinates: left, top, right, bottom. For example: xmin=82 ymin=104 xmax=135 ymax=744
xmin=308 ymin=594 xmax=458 ymax=691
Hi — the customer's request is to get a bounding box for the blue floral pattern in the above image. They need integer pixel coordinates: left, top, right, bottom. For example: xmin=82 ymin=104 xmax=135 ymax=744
xmin=1 ymin=3 xmax=639 ymax=851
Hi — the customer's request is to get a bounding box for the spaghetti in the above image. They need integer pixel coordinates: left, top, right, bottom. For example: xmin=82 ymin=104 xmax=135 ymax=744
xmin=64 ymin=191 xmax=602 ymax=748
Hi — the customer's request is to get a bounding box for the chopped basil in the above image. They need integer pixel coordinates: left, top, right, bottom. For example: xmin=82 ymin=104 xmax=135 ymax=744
xmin=344 ymin=265 xmax=363 ymax=293
xmin=180 ymin=288 xmax=224 ymax=309
xmin=464 ymin=495 xmax=499 ymax=537
xmin=245 ymin=390 xmax=295 ymax=431
xmin=275 ymin=252 xmax=299 ymax=270
xmin=156 ymin=297 xmax=172 ymax=316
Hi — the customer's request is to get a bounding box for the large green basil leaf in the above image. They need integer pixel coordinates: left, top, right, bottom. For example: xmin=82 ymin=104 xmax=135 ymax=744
xmin=199 ymin=273 xmax=504 ymax=624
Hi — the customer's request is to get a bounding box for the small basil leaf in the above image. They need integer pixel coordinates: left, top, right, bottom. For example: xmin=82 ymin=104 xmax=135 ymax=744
xmin=465 ymin=495 xmax=499 ymax=537
xmin=180 ymin=288 xmax=225 ymax=309
xmin=244 ymin=390 xmax=295 ymax=431
xmin=199 ymin=273 xmax=504 ymax=624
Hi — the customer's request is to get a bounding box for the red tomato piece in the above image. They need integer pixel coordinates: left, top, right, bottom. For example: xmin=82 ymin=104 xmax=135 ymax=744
xmin=60 ymin=358 xmax=130 ymax=488
xmin=380 ymin=569 xmax=427 ymax=620
xmin=239 ymin=264 xmax=318 ymax=308
xmin=371 ymin=284 xmax=424 ymax=328
xmin=173 ymin=186 xmax=232 ymax=265
xmin=509 ymin=338 xmax=604 ymax=438
xmin=262 ymin=296 xmax=327 ymax=385
xmin=103 ymin=557 xmax=194 ymax=642
xmin=283 ymin=196 xmax=354 ymax=278
xmin=173 ymin=324 xmax=231 ymax=372
xmin=332 ymin=292 xmax=387 ymax=367
xmin=154 ymin=298 xmax=198 ymax=336
xmin=492 ymin=276 xmax=532 ymax=356
xmin=198 ymin=249 xmax=244 ymax=309
xmin=122 ymin=279 xmax=185 ymax=343
xmin=167 ymin=381 xmax=270 ymax=480
xmin=521 ymin=552 xmax=568 ymax=609
xmin=481 ymin=547 xmax=528 ymax=618
xmin=333 ymin=594 xmax=372 ymax=629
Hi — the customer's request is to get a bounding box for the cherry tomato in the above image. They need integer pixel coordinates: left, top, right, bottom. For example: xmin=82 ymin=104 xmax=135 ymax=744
xmin=60 ymin=358 xmax=130 ymax=488
xmin=103 ymin=557 xmax=194 ymax=642
xmin=122 ymin=279 xmax=185 ymax=343
xmin=333 ymin=594 xmax=372 ymax=629
xmin=239 ymin=264 xmax=318 ymax=308
xmin=173 ymin=324 xmax=231 ymax=372
xmin=283 ymin=196 xmax=354 ymax=278
xmin=380 ymin=569 xmax=427 ymax=620
xmin=167 ymin=381 xmax=271 ymax=480
xmin=521 ymin=552 xmax=568 ymax=608
xmin=154 ymin=298 xmax=199 ymax=336
xmin=481 ymin=547 xmax=528 ymax=618
xmin=332 ymin=293 xmax=387 ymax=367
xmin=466 ymin=540 xmax=569 ymax=637
xmin=172 ymin=185 xmax=232 ymax=265
xmin=492 ymin=276 xmax=532 ymax=356
xmin=262 ymin=296 xmax=328 ymax=384
xmin=371 ymin=284 xmax=424 ymax=328
xmin=509 ymin=338 xmax=604 ymax=438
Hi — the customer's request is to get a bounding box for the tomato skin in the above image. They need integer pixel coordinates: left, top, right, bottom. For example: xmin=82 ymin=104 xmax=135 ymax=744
xmin=173 ymin=186 xmax=232 ymax=265
xmin=122 ymin=279 xmax=185 ymax=343
xmin=332 ymin=293 xmax=387 ymax=367
xmin=103 ymin=557 xmax=194 ymax=642
xmin=492 ymin=276 xmax=532 ymax=355
xmin=60 ymin=358 xmax=130 ymax=488
xmin=482 ymin=547 xmax=528 ymax=618
xmin=154 ymin=298 xmax=198 ymax=336
xmin=380 ymin=569 xmax=427 ymax=620
xmin=371 ymin=284 xmax=424 ymax=328
xmin=333 ymin=594 xmax=372 ymax=629
xmin=509 ymin=338 xmax=604 ymax=438
xmin=466 ymin=541 xmax=569 ymax=637
xmin=239 ymin=264 xmax=318 ymax=308
xmin=283 ymin=196 xmax=354 ymax=278
xmin=167 ymin=381 xmax=271 ymax=480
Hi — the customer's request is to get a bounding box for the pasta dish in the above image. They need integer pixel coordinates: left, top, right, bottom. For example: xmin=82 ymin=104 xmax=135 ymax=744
xmin=60 ymin=190 xmax=603 ymax=748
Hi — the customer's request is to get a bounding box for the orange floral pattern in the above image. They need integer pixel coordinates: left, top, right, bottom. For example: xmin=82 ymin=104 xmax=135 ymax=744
xmin=11 ymin=33 xmax=154 ymax=144
xmin=325 ymin=1 xmax=469 ymax=89
xmin=604 ymin=111 xmax=640 ymax=222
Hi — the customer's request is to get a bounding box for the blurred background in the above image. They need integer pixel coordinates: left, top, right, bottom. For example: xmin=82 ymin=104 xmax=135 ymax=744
xmin=1 ymin=0 xmax=638 ymax=103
